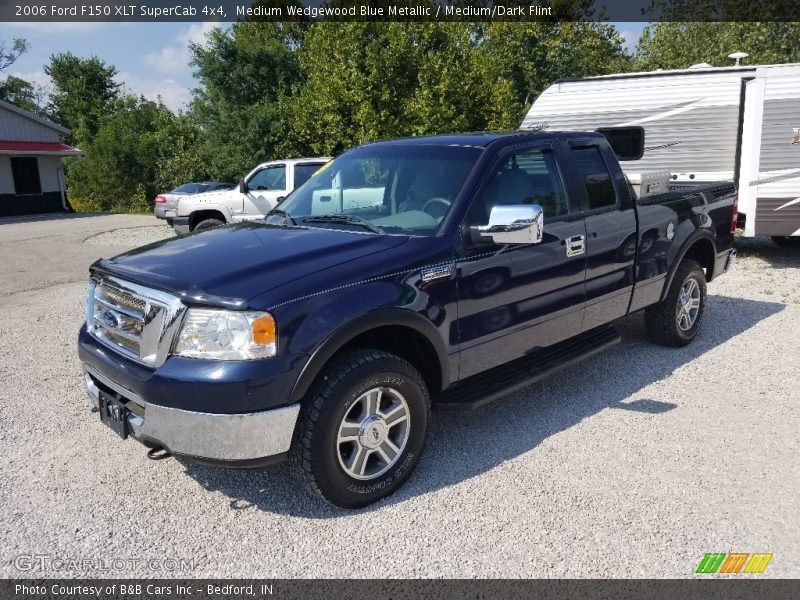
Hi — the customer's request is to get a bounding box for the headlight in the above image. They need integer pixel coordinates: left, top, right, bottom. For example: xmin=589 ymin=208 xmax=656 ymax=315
xmin=174 ymin=309 xmax=277 ymax=360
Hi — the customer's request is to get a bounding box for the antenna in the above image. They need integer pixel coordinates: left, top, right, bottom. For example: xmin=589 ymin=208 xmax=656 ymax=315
xmin=728 ymin=51 xmax=749 ymax=66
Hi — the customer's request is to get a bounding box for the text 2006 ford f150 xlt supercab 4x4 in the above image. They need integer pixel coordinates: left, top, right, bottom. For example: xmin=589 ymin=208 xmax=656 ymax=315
xmin=78 ymin=131 xmax=737 ymax=507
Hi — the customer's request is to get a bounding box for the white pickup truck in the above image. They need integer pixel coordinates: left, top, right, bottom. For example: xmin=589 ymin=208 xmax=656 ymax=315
xmin=172 ymin=157 xmax=330 ymax=234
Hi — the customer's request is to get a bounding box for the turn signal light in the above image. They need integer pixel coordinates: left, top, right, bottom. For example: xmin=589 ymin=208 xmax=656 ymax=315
xmin=252 ymin=314 xmax=276 ymax=346
xmin=154 ymin=195 xmax=167 ymax=204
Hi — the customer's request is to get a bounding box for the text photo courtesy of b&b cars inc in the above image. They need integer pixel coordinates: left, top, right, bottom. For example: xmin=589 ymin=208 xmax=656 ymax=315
xmin=1 ymin=0 xmax=799 ymax=596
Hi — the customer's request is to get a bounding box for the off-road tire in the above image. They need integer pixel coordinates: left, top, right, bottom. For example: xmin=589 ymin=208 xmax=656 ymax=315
xmin=291 ymin=349 xmax=430 ymax=508
xmin=645 ymin=259 xmax=707 ymax=347
xmin=193 ymin=218 xmax=225 ymax=232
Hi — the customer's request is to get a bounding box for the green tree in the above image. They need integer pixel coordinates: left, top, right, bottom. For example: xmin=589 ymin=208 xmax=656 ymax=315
xmin=67 ymin=96 xmax=192 ymax=213
xmin=476 ymin=20 xmax=631 ymax=125
xmin=45 ymin=52 xmax=120 ymax=145
xmin=189 ymin=22 xmax=301 ymax=181
xmin=636 ymin=22 xmax=800 ymax=70
xmin=280 ymin=16 xmax=629 ymax=156
xmin=0 ymin=74 xmax=44 ymax=113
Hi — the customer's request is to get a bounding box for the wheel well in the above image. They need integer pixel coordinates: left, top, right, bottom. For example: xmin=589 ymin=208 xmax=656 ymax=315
xmin=189 ymin=210 xmax=226 ymax=231
xmin=339 ymin=325 xmax=443 ymax=395
xmin=683 ymin=238 xmax=716 ymax=281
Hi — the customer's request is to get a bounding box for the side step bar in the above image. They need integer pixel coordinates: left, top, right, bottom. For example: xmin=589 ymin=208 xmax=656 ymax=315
xmin=433 ymin=326 xmax=621 ymax=411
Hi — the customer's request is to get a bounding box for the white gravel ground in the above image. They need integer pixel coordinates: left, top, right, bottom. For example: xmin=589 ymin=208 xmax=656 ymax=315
xmin=84 ymin=224 xmax=175 ymax=247
xmin=0 ymin=215 xmax=798 ymax=578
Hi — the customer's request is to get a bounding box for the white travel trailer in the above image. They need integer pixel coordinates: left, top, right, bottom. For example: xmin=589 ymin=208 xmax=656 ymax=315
xmin=521 ymin=64 xmax=800 ymax=244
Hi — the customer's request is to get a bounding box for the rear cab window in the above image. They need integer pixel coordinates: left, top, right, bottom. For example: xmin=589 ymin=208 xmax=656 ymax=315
xmin=294 ymin=163 xmax=326 ymax=188
xmin=571 ymin=146 xmax=617 ymax=210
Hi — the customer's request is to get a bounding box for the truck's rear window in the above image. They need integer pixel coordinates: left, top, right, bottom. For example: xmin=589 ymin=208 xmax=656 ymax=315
xmin=573 ymin=147 xmax=616 ymax=210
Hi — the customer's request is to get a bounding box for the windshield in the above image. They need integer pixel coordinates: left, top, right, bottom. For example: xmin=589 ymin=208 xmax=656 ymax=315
xmin=268 ymin=144 xmax=481 ymax=236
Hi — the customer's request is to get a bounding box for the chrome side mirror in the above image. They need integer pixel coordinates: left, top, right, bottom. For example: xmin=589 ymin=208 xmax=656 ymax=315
xmin=474 ymin=205 xmax=544 ymax=245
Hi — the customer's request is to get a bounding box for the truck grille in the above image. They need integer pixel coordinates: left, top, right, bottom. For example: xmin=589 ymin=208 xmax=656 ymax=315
xmin=87 ymin=275 xmax=185 ymax=367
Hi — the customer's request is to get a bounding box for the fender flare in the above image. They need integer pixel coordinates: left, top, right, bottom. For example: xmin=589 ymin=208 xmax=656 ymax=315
xmin=180 ymin=203 xmax=232 ymax=223
xmin=660 ymin=229 xmax=717 ymax=302
xmin=289 ymin=308 xmax=450 ymax=404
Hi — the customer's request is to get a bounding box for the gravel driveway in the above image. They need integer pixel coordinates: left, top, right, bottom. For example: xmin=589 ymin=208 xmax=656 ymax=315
xmin=0 ymin=214 xmax=798 ymax=578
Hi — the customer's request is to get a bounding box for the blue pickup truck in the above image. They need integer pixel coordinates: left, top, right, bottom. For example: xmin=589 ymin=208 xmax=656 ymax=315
xmin=78 ymin=131 xmax=737 ymax=507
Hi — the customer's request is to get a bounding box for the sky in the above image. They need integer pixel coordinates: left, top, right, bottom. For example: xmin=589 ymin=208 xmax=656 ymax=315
xmin=0 ymin=21 xmax=648 ymax=113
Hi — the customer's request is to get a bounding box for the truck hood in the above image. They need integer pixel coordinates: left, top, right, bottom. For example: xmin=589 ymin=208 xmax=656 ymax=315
xmin=93 ymin=222 xmax=409 ymax=309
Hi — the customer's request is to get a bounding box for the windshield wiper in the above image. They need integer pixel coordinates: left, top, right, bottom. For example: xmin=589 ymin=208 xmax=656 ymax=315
xmin=302 ymin=214 xmax=384 ymax=234
xmin=265 ymin=208 xmax=296 ymax=226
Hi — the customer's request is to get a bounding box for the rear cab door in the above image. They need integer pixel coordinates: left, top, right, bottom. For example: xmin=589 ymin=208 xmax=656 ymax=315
xmin=562 ymin=137 xmax=638 ymax=331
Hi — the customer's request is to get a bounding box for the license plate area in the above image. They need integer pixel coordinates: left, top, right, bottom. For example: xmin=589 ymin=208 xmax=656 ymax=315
xmin=98 ymin=390 xmax=129 ymax=439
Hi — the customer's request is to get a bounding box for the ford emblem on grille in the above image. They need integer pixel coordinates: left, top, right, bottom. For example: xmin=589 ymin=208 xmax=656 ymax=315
xmin=102 ymin=309 xmax=121 ymax=329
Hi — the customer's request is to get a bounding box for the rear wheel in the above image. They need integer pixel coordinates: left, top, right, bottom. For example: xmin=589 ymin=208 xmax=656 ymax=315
xmin=193 ymin=218 xmax=224 ymax=232
xmin=291 ymin=349 xmax=430 ymax=508
xmin=645 ymin=259 xmax=707 ymax=347
xmin=772 ymin=236 xmax=800 ymax=248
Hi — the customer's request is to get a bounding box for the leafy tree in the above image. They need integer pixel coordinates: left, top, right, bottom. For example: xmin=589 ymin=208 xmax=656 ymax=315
xmin=476 ymin=20 xmax=631 ymax=125
xmin=0 ymin=38 xmax=28 ymax=73
xmin=0 ymin=74 xmax=44 ymax=114
xmin=280 ymin=16 xmax=629 ymax=156
xmin=45 ymin=53 xmax=120 ymax=145
xmin=188 ymin=22 xmax=302 ymax=181
xmin=636 ymin=21 xmax=800 ymax=70
xmin=67 ymin=96 xmax=193 ymax=213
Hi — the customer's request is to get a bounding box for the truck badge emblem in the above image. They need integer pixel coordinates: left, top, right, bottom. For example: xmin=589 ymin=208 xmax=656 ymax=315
xmin=421 ymin=264 xmax=453 ymax=282
xmin=102 ymin=310 xmax=121 ymax=329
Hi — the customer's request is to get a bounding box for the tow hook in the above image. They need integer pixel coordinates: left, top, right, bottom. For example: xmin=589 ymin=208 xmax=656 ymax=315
xmin=147 ymin=447 xmax=172 ymax=461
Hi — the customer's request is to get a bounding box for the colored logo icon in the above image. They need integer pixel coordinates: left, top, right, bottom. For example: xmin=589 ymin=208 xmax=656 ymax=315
xmin=696 ymin=552 xmax=773 ymax=574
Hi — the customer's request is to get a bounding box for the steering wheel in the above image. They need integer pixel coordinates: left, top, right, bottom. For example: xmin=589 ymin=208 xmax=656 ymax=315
xmin=422 ymin=197 xmax=451 ymax=219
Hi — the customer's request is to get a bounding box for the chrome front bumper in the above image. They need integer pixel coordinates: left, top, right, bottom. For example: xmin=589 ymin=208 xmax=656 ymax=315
xmin=83 ymin=365 xmax=300 ymax=462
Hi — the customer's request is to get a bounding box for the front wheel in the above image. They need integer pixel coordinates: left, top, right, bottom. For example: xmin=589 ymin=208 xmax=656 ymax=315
xmin=291 ymin=349 xmax=430 ymax=508
xmin=645 ymin=259 xmax=707 ymax=347
xmin=193 ymin=218 xmax=224 ymax=232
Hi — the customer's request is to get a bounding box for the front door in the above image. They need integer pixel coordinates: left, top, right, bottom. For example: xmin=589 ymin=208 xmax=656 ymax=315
xmin=243 ymin=163 xmax=287 ymax=218
xmin=456 ymin=143 xmax=587 ymax=379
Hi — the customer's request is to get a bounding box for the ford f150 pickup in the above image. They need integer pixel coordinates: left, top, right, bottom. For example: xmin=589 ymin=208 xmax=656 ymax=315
xmin=78 ymin=131 xmax=736 ymax=508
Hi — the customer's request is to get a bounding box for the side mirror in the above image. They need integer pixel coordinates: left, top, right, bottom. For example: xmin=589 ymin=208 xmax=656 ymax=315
xmin=473 ymin=205 xmax=544 ymax=245
xmin=276 ymin=196 xmax=285 ymax=203
xmin=239 ymin=178 xmax=249 ymax=193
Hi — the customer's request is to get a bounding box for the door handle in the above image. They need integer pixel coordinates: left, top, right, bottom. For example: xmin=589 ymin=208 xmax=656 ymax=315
xmin=566 ymin=235 xmax=586 ymax=257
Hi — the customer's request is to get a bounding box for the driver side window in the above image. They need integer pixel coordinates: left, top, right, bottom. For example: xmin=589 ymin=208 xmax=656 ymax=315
xmin=248 ymin=165 xmax=286 ymax=191
xmin=466 ymin=147 xmax=567 ymax=226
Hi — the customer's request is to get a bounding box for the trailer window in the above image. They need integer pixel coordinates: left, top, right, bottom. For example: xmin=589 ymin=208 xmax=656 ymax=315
xmin=572 ymin=147 xmax=616 ymax=209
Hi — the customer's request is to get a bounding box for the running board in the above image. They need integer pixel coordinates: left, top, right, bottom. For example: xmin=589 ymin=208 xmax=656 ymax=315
xmin=433 ymin=326 xmax=621 ymax=411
